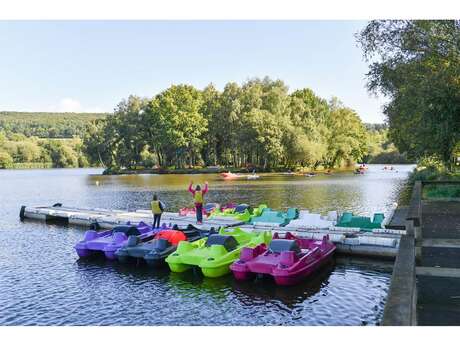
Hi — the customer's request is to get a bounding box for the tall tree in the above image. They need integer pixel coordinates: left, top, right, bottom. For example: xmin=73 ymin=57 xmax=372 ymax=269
xmin=147 ymin=85 xmax=207 ymax=168
xmin=357 ymin=20 xmax=460 ymax=168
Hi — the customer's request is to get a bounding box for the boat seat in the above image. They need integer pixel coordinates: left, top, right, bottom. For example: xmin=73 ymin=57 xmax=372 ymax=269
xmin=112 ymin=225 xmax=140 ymax=237
xmin=205 ymin=234 xmax=238 ymax=252
xmin=153 ymin=238 xmax=170 ymax=251
xmin=268 ymin=239 xmax=300 ymax=254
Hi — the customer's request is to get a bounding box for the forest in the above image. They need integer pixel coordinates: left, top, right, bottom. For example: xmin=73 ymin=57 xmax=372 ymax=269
xmin=0 ymin=80 xmax=407 ymax=171
xmin=0 ymin=133 xmax=89 ymax=169
xmin=0 ymin=111 xmax=107 ymax=138
xmin=0 ymin=112 xmax=106 ymax=169
xmin=81 ymin=77 xmax=406 ymax=172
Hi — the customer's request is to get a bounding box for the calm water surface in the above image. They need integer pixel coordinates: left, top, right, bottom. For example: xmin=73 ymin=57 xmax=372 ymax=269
xmin=0 ymin=165 xmax=413 ymax=325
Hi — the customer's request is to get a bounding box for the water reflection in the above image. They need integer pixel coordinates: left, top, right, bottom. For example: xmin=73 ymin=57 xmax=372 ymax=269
xmin=0 ymin=165 xmax=409 ymax=325
xmin=86 ymin=165 xmax=413 ymax=216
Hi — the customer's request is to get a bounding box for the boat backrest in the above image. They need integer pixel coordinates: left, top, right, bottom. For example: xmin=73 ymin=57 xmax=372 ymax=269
xmin=268 ymin=239 xmax=300 ymax=254
xmin=235 ymin=204 xmax=249 ymax=214
xmin=298 ymin=210 xmax=310 ymax=218
xmin=327 ymin=211 xmax=338 ymax=221
xmin=155 ymin=230 xmax=187 ymax=246
xmin=153 ymin=238 xmax=170 ymax=251
xmin=286 ymin=208 xmax=299 ymax=220
xmin=113 ymin=225 xmax=140 ymax=237
xmin=339 ymin=212 xmax=353 ymax=224
xmin=372 ymin=213 xmax=385 ymax=225
xmin=205 ymin=234 xmax=238 ymax=252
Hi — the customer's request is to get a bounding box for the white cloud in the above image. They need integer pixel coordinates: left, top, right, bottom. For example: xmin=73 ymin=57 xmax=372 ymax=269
xmin=52 ymin=98 xmax=107 ymax=113
xmin=56 ymin=98 xmax=82 ymax=112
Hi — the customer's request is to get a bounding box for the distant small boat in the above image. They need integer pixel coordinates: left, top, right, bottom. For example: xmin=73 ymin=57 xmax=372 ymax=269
xmin=220 ymin=172 xmax=240 ymax=179
xmin=247 ymin=174 xmax=260 ymax=180
xmin=304 ymin=173 xmax=316 ymax=178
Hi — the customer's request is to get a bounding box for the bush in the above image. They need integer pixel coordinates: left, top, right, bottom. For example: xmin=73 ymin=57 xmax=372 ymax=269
xmin=0 ymin=151 xmax=13 ymax=169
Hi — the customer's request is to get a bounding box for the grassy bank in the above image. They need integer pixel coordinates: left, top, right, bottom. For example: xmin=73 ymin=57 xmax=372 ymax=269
xmin=11 ymin=162 xmax=54 ymax=169
xmin=408 ymin=166 xmax=460 ymax=199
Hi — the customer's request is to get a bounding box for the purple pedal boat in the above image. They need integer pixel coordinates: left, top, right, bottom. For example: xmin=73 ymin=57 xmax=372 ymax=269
xmin=74 ymin=221 xmax=167 ymax=260
xmin=230 ymin=232 xmax=336 ymax=286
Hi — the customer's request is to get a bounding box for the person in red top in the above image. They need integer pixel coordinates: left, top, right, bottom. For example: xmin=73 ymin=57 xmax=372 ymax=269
xmin=188 ymin=181 xmax=208 ymax=224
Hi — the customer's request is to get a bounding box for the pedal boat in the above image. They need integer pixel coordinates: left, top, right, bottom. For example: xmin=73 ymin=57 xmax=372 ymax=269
xmin=74 ymin=221 xmax=165 ymax=260
xmin=165 ymin=227 xmax=272 ymax=278
xmin=230 ymin=232 xmax=335 ymax=286
xmin=115 ymin=225 xmax=211 ymax=266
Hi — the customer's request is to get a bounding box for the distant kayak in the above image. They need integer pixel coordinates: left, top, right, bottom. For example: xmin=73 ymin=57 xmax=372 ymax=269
xmin=246 ymin=174 xmax=260 ymax=180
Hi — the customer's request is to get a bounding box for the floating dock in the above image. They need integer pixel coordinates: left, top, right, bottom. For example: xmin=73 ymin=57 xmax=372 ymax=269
xmin=19 ymin=204 xmax=244 ymax=230
xmin=20 ymin=204 xmax=405 ymax=258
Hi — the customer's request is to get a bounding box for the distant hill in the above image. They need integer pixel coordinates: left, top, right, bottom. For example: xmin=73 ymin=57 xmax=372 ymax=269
xmin=0 ymin=111 xmax=109 ymax=138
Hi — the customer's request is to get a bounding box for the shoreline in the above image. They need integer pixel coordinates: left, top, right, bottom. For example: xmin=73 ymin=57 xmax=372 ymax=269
xmin=101 ymin=166 xmax=360 ymax=176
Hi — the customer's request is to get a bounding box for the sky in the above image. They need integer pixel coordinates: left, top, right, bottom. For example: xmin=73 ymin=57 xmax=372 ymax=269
xmin=0 ymin=20 xmax=387 ymax=123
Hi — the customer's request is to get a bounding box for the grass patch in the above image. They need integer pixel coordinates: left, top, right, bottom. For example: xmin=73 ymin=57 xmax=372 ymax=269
xmin=423 ymin=184 xmax=460 ymax=199
xmin=12 ymin=162 xmax=54 ymax=169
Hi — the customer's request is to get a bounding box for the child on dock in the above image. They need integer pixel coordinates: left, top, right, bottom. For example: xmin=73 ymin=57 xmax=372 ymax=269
xmin=188 ymin=181 xmax=208 ymax=224
xmin=151 ymin=194 xmax=165 ymax=228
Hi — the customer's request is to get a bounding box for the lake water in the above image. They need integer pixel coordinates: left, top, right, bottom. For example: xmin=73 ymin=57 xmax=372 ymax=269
xmin=0 ymin=164 xmax=413 ymax=325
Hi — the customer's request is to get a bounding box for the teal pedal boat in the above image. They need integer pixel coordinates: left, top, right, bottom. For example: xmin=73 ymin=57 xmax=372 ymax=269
xmin=165 ymin=227 xmax=272 ymax=278
xmin=336 ymin=212 xmax=385 ymax=230
xmin=250 ymin=207 xmax=299 ymax=226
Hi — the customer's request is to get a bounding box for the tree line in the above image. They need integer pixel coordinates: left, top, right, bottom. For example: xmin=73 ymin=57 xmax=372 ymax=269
xmin=83 ymin=78 xmax=373 ymax=171
xmin=357 ymin=20 xmax=460 ymax=170
xmin=0 ymin=132 xmax=88 ymax=169
xmin=0 ymin=111 xmax=107 ymax=138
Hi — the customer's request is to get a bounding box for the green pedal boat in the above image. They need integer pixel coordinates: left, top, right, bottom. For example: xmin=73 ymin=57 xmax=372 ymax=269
xmin=165 ymin=227 xmax=272 ymax=278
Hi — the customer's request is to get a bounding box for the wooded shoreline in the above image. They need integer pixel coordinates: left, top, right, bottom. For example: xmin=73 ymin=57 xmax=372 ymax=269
xmin=101 ymin=164 xmax=365 ymax=175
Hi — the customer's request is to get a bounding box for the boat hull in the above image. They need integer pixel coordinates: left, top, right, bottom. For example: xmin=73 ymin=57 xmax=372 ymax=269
xmin=273 ymin=249 xmax=335 ymax=286
xmin=201 ymin=265 xmax=231 ymax=278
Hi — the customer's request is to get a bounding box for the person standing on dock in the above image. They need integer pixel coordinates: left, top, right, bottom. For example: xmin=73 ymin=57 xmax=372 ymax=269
xmin=151 ymin=194 xmax=165 ymax=228
xmin=188 ymin=181 xmax=208 ymax=224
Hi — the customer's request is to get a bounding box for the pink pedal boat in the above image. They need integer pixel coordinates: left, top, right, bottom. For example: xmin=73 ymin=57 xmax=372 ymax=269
xmin=230 ymin=232 xmax=336 ymax=286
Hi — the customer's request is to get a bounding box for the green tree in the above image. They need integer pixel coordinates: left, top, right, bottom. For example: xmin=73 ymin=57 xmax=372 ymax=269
xmin=0 ymin=150 xmax=13 ymax=169
xmin=200 ymin=84 xmax=222 ymax=166
xmin=82 ymin=119 xmax=113 ymax=167
xmin=357 ymin=20 xmax=460 ymax=168
xmin=16 ymin=141 xmax=42 ymax=162
xmin=146 ymin=85 xmax=207 ymax=168
xmin=323 ymin=99 xmax=368 ymax=168
xmin=108 ymin=96 xmax=148 ymax=168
